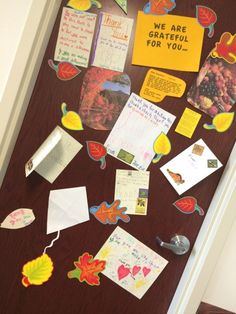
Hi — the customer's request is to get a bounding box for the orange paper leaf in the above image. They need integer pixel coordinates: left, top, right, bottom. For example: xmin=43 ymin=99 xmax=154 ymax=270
xmin=211 ymin=32 xmax=236 ymax=63
xmin=151 ymin=0 xmax=176 ymax=15
xmin=196 ymin=6 xmax=217 ymax=38
xmin=67 ymin=252 xmax=106 ymax=286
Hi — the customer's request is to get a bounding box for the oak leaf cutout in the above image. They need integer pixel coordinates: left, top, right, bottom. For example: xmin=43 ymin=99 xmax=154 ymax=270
xmin=90 ymin=200 xmax=130 ymax=224
xmin=67 ymin=252 xmax=106 ymax=286
xmin=211 ymin=32 xmax=236 ymax=64
xmin=144 ymin=0 xmax=176 ymax=15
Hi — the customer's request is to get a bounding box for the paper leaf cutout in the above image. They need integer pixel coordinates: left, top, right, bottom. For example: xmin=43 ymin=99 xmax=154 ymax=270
xmin=0 ymin=208 xmax=35 ymax=229
xmin=67 ymin=0 xmax=102 ymax=11
xmin=67 ymin=252 xmax=106 ymax=286
xmin=90 ymin=200 xmax=130 ymax=224
xmin=86 ymin=141 xmax=107 ymax=169
xmin=153 ymin=132 xmax=171 ymax=163
xmin=48 ymin=59 xmax=81 ymax=81
xmin=173 ymin=196 xmax=204 ymax=215
xmin=114 ymin=0 xmax=127 ymax=14
xmin=204 ymin=112 xmax=234 ymax=132
xmin=22 ymin=254 xmax=53 ymax=287
xmin=61 ymin=102 xmax=83 ymax=131
xmin=196 ymin=5 xmax=217 ymax=38
xmin=211 ymin=32 xmax=236 ymax=63
xmin=144 ymin=0 xmax=176 ymax=15
xmin=118 ymin=265 xmax=130 ymax=280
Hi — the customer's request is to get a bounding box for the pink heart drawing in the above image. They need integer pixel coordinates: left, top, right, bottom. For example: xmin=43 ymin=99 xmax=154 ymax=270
xmin=117 ymin=265 xmax=130 ymax=280
xmin=132 ymin=266 xmax=141 ymax=276
xmin=142 ymin=267 xmax=151 ymax=277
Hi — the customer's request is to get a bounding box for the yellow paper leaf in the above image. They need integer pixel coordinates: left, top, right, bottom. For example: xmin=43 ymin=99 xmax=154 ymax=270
xmin=204 ymin=112 xmax=234 ymax=132
xmin=22 ymin=254 xmax=53 ymax=287
xmin=61 ymin=102 xmax=83 ymax=131
xmin=153 ymin=132 xmax=171 ymax=155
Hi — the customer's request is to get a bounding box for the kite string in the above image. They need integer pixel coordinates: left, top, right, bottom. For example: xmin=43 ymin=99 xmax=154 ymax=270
xmin=43 ymin=230 xmax=60 ymax=254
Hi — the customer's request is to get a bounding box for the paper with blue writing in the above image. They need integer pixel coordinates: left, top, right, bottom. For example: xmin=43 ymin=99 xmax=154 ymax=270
xmin=95 ymin=226 xmax=168 ymax=299
xmin=104 ymin=93 xmax=176 ymax=170
xmin=91 ymin=12 xmax=133 ymax=72
xmin=54 ymin=7 xmax=96 ymax=68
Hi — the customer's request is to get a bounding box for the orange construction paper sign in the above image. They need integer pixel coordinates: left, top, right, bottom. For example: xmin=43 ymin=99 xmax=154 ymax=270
xmin=132 ymin=12 xmax=204 ymax=72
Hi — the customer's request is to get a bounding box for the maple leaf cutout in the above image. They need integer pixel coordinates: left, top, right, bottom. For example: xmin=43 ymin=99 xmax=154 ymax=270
xmin=212 ymin=32 xmax=236 ymax=64
xmin=90 ymin=200 xmax=130 ymax=224
xmin=67 ymin=252 xmax=106 ymax=286
xmin=151 ymin=0 xmax=176 ymax=15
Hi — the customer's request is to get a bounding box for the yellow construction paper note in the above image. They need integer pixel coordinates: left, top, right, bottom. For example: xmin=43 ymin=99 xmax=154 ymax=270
xmin=132 ymin=12 xmax=204 ymax=72
xmin=175 ymin=108 xmax=201 ymax=138
xmin=140 ymin=69 xmax=186 ymax=102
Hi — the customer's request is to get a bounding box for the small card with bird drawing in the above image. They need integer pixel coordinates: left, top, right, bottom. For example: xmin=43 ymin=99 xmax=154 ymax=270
xmin=95 ymin=226 xmax=168 ymax=299
xmin=114 ymin=170 xmax=150 ymax=215
xmin=160 ymin=139 xmax=222 ymax=195
xmin=25 ymin=126 xmax=82 ymax=183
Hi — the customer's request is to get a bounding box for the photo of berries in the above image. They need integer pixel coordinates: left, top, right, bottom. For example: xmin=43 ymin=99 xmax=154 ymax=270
xmin=187 ymin=56 xmax=236 ymax=117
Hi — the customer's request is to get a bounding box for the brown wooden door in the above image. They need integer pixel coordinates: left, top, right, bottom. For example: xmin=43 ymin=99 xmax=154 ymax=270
xmin=1 ymin=1 xmax=236 ymax=313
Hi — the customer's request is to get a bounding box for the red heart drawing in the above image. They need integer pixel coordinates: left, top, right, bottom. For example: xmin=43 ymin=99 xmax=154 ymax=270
xmin=142 ymin=267 xmax=151 ymax=277
xmin=117 ymin=265 xmax=130 ymax=280
xmin=132 ymin=266 xmax=141 ymax=276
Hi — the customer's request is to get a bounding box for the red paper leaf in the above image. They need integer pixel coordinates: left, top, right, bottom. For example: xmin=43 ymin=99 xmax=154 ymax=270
xmin=212 ymin=32 xmax=236 ymax=64
xmin=151 ymin=0 xmax=176 ymax=15
xmin=86 ymin=141 xmax=107 ymax=161
xmin=67 ymin=252 xmax=106 ymax=286
xmin=48 ymin=59 xmax=81 ymax=81
xmin=196 ymin=6 xmax=217 ymax=37
xmin=173 ymin=196 xmax=196 ymax=214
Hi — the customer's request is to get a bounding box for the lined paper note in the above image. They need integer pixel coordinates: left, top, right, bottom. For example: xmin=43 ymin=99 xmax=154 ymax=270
xmin=54 ymin=8 xmax=96 ymax=67
xmin=92 ymin=12 xmax=133 ymax=72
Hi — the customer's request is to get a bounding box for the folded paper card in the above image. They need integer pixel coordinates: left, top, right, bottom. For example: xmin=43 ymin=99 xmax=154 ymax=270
xmin=132 ymin=12 xmax=204 ymax=72
xmin=114 ymin=170 xmax=150 ymax=215
xmin=95 ymin=226 xmax=168 ymax=299
xmin=140 ymin=69 xmax=186 ymax=102
xmin=47 ymin=186 xmax=89 ymax=234
xmin=175 ymin=108 xmax=201 ymax=138
xmin=91 ymin=12 xmax=133 ymax=72
xmin=25 ymin=126 xmax=82 ymax=183
xmin=160 ymin=139 xmax=223 ymax=195
xmin=104 ymin=93 xmax=176 ymax=170
xmin=54 ymin=8 xmax=96 ymax=67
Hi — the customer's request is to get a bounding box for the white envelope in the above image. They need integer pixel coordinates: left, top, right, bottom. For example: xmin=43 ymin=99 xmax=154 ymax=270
xmin=47 ymin=186 xmax=89 ymax=234
xmin=160 ymin=138 xmax=223 ymax=195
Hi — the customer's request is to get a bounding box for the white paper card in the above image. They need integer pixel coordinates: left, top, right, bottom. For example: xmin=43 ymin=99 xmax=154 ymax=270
xmin=25 ymin=126 xmax=83 ymax=183
xmin=115 ymin=169 xmax=150 ymax=215
xmin=91 ymin=12 xmax=133 ymax=72
xmin=104 ymin=93 xmax=176 ymax=170
xmin=54 ymin=7 xmax=96 ymax=67
xmin=160 ymin=138 xmax=223 ymax=195
xmin=95 ymin=226 xmax=168 ymax=299
xmin=47 ymin=186 xmax=89 ymax=234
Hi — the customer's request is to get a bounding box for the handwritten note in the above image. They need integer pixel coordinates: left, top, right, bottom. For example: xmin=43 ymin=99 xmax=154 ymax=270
xmin=104 ymin=93 xmax=176 ymax=170
xmin=54 ymin=7 xmax=96 ymax=68
xmin=91 ymin=12 xmax=133 ymax=72
xmin=95 ymin=226 xmax=168 ymax=299
xmin=175 ymin=108 xmax=201 ymax=138
xmin=0 ymin=209 xmax=35 ymax=229
xmin=132 ymin=12 xmax=204 ymax=71
xmin=115 ymin=170 xmax=150 ymax=215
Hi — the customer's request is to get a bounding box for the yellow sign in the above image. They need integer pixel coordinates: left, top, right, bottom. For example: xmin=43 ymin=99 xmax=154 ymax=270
xmin=140 ymin=69 xmax=186 ymax=102
xmin=132 ymin=12 xmax=204 ymax=72
xmin=175 ymin=108 xmax=201 ymax=138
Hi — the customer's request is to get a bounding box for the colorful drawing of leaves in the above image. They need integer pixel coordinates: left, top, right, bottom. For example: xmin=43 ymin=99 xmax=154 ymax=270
xmin=150 ymin=0 xmax=176 ymax=15
xmin=67 ymin=252 xmax=106 ymax=286
xmin=211 ymin=32 xmax=236 ymax=63
xmin=173 ymin=196 xmax=204 ymax=215
xmin=196 ymin=6 xmax=217 ymax=38
xmin=21 ymin=254 xmax=53 ymax=287
xmin=48 ymin=59 xmax=81 ymax=80
xmin=204 ymin=112 xmax=234 ymax=132
xmin=153 ymin=132 xmax=171 ymax=163
xmin=90 ymin=200 xmax=130 ymax=225
xmin=86 ymin=141 xmax=107 ymax=169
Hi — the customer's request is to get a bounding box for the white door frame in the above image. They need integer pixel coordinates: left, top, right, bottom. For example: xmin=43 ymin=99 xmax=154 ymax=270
xmin=1 ymin=1 xmax=235 ymax=313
